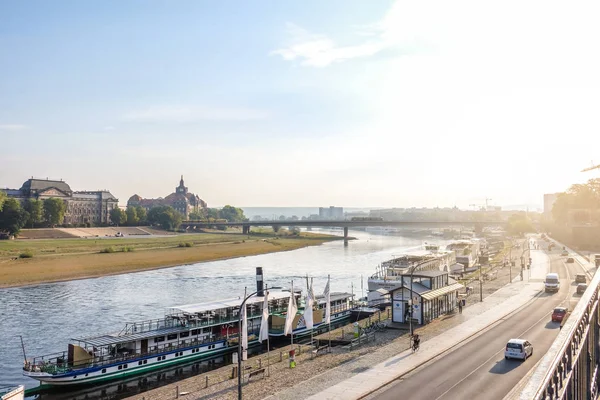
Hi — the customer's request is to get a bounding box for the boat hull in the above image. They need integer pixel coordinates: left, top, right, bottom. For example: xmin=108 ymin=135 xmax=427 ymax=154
xmin=23 ymin=338 xmax=255 ymax=387
xmin=0 ymin=385 xmax=24 ymax=400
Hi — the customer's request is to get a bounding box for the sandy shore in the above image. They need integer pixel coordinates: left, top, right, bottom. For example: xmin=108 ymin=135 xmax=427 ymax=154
xmin=0 ymin=234 xmax=340 ymax=288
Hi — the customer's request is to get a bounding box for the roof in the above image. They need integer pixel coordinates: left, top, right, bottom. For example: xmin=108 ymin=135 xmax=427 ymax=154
xmin=507 ymin=338 xmax=528 ymax=344
xmin=421 ymin=282 xmax=464 ymax=300
xmin=388 ymin=282 xmax=430 ymax=295
xmin=401 ymin=270 xmax=449 ymax=278
xmin=73 ymin=325 xmax=186 ymax=347
xmin=168 ymin=291 xmax=291 ymax=315
xmin=315 ymin=292 xmax=353 ymax=304
xmin=20 ymin=178 xmax=72 ymax=194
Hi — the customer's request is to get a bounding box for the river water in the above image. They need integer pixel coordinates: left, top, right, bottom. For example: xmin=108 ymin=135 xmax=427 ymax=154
xmin=0 ymin=229 xmax=449 ymax=395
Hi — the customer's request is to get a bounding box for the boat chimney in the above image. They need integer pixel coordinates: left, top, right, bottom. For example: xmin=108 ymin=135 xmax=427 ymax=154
xmin=256 ymin=267 xmax=264 ymax=297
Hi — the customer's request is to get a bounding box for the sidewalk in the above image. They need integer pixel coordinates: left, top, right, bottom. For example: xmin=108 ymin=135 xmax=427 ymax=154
xmin=267 ymin=278 xmax=544 ymax=400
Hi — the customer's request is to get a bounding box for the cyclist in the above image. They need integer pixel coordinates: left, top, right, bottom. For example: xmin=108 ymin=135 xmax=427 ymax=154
xmin=411 ymin=334 xmax=420 ymax=351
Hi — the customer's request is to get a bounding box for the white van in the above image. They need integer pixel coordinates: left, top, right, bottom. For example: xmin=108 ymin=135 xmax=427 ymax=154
xmin=545 ymin=273 xmax=560 ymax=293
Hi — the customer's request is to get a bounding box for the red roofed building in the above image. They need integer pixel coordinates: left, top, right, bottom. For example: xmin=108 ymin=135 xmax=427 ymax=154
xmin=127 ymin=176 xmax=207 ymax=218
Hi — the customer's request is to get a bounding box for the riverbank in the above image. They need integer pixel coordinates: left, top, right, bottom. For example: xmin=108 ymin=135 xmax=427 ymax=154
xmin=0 ymin=231 xmax=342 ymax=288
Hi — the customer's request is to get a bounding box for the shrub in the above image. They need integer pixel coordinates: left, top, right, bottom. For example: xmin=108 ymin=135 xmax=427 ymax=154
xmin=179 ymin=242 xmax=193 ymax=248
xmin=178 ymin=242 xmax=186 ymax=247
xmin=19 ymin=251 xmax=34 ymax=258
xmin=121 ymin=246 xmax=134 ymax=252
xmin=100 ymin=246 xmax=116 ymax=254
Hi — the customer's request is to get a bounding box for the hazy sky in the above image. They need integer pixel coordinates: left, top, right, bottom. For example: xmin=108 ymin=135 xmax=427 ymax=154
xmin=1 ymin=0 xmax=599 ymax=208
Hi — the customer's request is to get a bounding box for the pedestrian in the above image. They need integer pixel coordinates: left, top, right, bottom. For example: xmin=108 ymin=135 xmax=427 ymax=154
xmin=458 ymin=299 xmax=463 ymax=314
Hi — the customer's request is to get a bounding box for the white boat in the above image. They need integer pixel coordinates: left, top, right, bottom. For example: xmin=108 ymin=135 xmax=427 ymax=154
xmin=445 ymin=239 xmax=482 ymax=269
xmin=0 ymin=386 xmax=24 ymax=400
xmin=269 ymin=292 xmax=354 ymax=337
xmin=367 ymin=245 xmax=456 ymax=305
xmin=22 ymin=269 xmax=295 ymax=387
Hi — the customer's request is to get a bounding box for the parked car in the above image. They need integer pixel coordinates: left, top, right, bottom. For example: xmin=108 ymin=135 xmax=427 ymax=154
xmin=505 ymin=338 xmax=533 ymax=361
xmin=552 ymin=307 xmax=568 ymax=322
xmin=561 ymin=250 xmax=569 ymax=256
xmin=575 ymin=273 xmax=587 ymax=284
xmin=566 ymin=257 xmax=574 ymax=263
xmin=577 ymin=283 xmax=588 ymax=295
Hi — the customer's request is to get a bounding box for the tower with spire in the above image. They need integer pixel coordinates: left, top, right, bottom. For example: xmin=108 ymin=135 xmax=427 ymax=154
xmin=176 ymin=175 xmax=188 ymax=195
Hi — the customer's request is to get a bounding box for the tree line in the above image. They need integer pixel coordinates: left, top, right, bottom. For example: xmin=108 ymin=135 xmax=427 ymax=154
xmin=551 ymin=178 xmax=600 ymax=226
xmin=0 ymin=192 xmax=248 ymax=237
xmin=0 ymin=197 xmax=68 ymax=236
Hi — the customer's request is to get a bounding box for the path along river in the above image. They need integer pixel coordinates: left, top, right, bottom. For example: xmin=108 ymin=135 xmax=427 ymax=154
xmin=0 ymin=229 xmax=451 ymax=394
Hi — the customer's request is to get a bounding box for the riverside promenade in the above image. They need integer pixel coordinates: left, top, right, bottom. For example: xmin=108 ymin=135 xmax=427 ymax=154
xmin=269 ymin=277 xmax=545 ymax=400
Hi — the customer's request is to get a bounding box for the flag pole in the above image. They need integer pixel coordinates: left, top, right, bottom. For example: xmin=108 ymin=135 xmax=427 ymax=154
xmin=310 ymin=277 xmax=314 ymax=351
xmin=327 ymin=275 xmax=331 ymax=351
xmin=290 ymin=280 xmax=294 ymax=351
xmin=265 ymin=284 xmax=271 ymax=377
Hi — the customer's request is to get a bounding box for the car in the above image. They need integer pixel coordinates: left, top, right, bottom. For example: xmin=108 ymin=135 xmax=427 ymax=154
xmin=575 ymin=273 xmax=587 ymax=284
xmin=552 ymin=307 xmax=568 ymax=322
xmin=566 ymin=257 xmax=574 ymax=263
xmin=505 ymin=339 xmax=533 ymax=361
xmin=577 ymin=283 xmax=588 ymax=295
xmin=561 ymin=250 xmax=569 ymax=256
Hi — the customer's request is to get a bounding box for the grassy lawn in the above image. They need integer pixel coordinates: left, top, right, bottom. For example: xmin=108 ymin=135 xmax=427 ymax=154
xmin=0 ymin=230 xmax=342 ymax=288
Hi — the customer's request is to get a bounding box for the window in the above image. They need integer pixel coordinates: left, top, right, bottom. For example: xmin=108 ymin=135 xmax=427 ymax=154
xmin=167 ymin=333 xmax=178 ymax=341
xmin=154 ymin=336 xmax=165 ymax=343
xmin=143 ymin=360 xmax=148 ymax=364
xmin=102 ymin=369 xmax=106 ymax=373
xmin=138 ymin=361 xmax=143 ymax=366
xmin=123 ymin=364 xmax=128 ymax=369
xmin=180 ymin=331 xmax=190 ymax=338
xmin=191 ymin=329 xmax=199 ymax=335
xmin=118 ymin=365 xmax=122 ymax=370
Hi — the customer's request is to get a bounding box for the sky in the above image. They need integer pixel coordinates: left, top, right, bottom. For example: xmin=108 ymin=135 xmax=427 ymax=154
xmin=1 ymin=0 xmax=599 ymax=209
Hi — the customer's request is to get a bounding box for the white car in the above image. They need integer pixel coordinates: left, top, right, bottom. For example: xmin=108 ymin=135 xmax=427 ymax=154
xmin=505 ymin=338 xmax=533 ymax=361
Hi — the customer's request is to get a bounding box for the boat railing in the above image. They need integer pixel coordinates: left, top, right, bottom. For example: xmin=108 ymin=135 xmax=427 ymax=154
xmin=24 ymin=331 xmax=258 ymax=375
xmin=270 ymin=305 xmax=350 ymax=332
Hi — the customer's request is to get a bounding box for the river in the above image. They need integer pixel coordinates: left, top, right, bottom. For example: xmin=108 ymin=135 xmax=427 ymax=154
xmin=0 ymin=229 xmax=450 ymax=396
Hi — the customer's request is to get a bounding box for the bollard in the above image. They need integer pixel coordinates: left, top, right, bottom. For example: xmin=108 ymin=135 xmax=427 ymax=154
xmin=258 ymin=359 xmax=262 ymax=369
xmin=298 ymin=344 xmax=301 ymax=355
xmin=279 ymin=351 xmax=283 ymax=362
xmin=205 ymin=375 xmax=209 ymax=388
xmin=231 ymin=366 xmax=238 ymax=379
xmin=176 ymin=385 xmax=179 ymax=398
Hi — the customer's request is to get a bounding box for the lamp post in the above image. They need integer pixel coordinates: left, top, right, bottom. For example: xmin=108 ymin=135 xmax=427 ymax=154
xmin=237 ymin=289 xmax=260 ymax=400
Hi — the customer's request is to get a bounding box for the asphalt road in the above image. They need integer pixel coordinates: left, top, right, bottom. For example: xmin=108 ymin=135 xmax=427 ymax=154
xmin=371 ymin=242 xmax=588 ymax=400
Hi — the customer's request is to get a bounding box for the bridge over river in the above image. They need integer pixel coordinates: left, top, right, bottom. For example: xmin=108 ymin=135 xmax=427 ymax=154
xmin=180 ymin=219 xmax=507 ymax=240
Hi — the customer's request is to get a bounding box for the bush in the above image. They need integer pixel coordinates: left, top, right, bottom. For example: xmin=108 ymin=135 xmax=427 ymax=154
xmin=178 ymin=242 xmax=193 ymax=248
xmin=19 ymin=251 xmax=34 ymax=258
xmin=100 ymin=246 xmax=116 ymax=254
xmin=121 ymin=246 xmax=134 ymax=252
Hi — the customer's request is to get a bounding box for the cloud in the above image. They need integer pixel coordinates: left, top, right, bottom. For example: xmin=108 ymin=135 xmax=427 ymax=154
xmin=0 ymin=124 xmax=27 ymax=131
xmin=123 ymin=105 xmax=269 ymax=123
xmin=271 ymin=22 xmax=387 ymax=67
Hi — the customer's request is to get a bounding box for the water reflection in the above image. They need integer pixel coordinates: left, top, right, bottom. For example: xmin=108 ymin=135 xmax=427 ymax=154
xmin=0 ymin=229 xmax=447 ymax=397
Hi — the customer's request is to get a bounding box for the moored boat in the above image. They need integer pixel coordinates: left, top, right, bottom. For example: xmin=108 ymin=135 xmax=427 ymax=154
xmin=367 ymin=244 xmax=456 ymax=305
xmin=22 ymin=269 xmax=295 ymax=387
xmin=0 ymin=385 xmax=24 ymax=400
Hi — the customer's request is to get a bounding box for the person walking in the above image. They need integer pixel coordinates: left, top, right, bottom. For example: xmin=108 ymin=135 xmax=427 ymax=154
xmin=458 ymin=299 xmax=463 ymax=314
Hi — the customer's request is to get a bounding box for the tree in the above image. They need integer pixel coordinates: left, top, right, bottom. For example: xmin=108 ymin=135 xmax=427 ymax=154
xmin=552 ymin=178 xmax=600 ymax=226
xmin=206 ymin=208 xmax=220 ymax=221
xmin=43 ymin=198 xmax=67 ymax=226
xmin=24 ymin=199 xmax=43 ymax=228
xmin=189 ymin=211 xmax=204 ymax=221
xmin=109 ymin=208 xmax=127 ymax=226
xmin=125 ymin=206 xmax=139 ymax=226
xmin=0 ymin=190 xmax=6 ymax=212
xmin=507 ymin=213 xmax=535 ymax=236
xmin=218 ymin=205 xmax=246 ymax=222
xmin=135 ymin=206 xmax=147 ymax=225
xmin=147 ymin=205 xmax=183 ymax=230
xmin=0 ymin=198 xmax=29 ymax=236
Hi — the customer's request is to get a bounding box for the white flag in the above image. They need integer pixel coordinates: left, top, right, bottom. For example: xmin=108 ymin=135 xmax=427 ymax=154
xmin=323 ymin=276 xmax=331 ymax=324
xmin=241 ymin=303 xmax=248 ymax=360
xmin=258 ymin=291 xmax=269 ymax=343
xmin=303 ymin=283 xmax=314 ymax=330
xmin=284 ymin=288 xmax=298 ymax=336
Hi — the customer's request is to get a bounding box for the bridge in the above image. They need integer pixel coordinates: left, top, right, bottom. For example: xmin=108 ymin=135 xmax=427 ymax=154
xmin=519 ymin=252 xmax=600 ymax=399
xmin=180 ymin=219 xmax=506 ymax=241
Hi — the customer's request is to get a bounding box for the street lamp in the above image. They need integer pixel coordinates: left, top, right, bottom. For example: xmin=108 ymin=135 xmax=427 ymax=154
xmin=237 ymin=289 xmax=261 ymax=400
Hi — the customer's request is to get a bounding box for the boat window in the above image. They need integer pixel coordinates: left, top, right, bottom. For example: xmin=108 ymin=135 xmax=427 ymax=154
xmin=180 ymin=331 xmax=190 ymax=338
xmin=154 ymin=336 xmax=165 ymax=343
xmin=118 ymin=365 xmax=122 ymax=370
xmin=167 ymin=333 xmax=178 ymax=341
xmin=102 ymin=368 xmax=106 ymax=373
xmin=191 ymin=329 xmax=199 ymax=335
xmin=123 ymin=364 xmax=128 ymax=369
xmin=138 ymin=361 xmax=143 ymax=366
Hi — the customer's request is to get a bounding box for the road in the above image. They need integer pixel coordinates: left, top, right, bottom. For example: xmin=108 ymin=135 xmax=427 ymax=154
xmin=370 ymin=241 xmax=588 ymax=400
